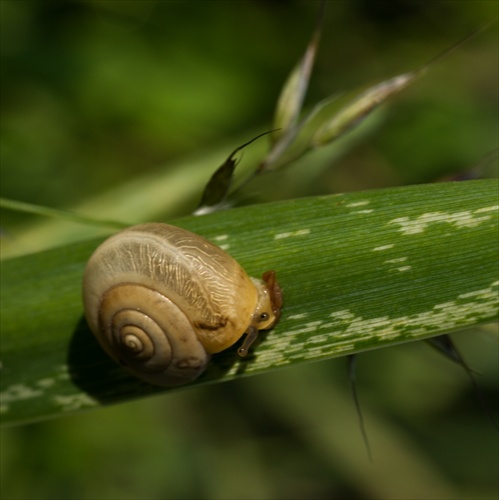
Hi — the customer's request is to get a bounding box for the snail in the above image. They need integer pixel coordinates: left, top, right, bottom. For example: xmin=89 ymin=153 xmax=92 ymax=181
xmin=82 ymin=223 xmax=282 ymax=387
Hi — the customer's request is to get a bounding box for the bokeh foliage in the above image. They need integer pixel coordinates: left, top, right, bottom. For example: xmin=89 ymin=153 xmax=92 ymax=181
xmin=1 ymin=1 xmax=498 ymax=499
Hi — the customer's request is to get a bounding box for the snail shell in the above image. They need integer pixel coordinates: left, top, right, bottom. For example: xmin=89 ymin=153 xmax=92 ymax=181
xmin=82 ymin=223 xmax=282 ymax=387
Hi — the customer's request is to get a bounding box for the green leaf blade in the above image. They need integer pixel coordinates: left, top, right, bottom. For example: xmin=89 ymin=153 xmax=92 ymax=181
xmin=1 ymin=180 xmax=498 ymax=426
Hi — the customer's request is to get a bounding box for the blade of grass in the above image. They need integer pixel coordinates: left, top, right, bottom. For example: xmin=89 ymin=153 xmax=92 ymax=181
xmin=269 ymin=1 xmax=324 ymax=144
xmin=1 ymin=179 xmax=498 ymax=426
xmin=0 ymin=136 xmax=270 ymax=259
xmin=0 ymin=198 xmax=128 ymax=229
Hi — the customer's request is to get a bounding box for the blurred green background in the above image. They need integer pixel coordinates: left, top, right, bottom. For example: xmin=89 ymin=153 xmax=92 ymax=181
xmin=1 ymin=1 xmax=498 ymax=499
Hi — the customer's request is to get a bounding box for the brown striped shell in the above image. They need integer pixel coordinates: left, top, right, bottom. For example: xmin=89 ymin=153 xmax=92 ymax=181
xmin=82 ymin=223 xmax=282 ymax=387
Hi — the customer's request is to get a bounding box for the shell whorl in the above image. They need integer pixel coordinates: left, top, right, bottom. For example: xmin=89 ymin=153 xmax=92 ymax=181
xmin=98 ymin=284 xmax=208 ymax=386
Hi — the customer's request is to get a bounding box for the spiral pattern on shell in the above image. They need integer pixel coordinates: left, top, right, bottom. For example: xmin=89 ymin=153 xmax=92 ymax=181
xmin=98 ymin=284 xmax=209 ymax=387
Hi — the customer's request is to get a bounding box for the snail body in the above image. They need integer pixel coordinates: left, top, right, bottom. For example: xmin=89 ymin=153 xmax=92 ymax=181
xmin=82 ymin=223 xmax=282 ymax=387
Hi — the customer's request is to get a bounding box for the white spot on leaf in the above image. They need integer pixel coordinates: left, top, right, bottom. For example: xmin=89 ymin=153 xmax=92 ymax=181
xmin=373 ymin=244 xmax=394 ymax=251
xmin=385 ymin=257 xmax=407 ymax=263
xmin=53 ymin=394 xmax=98 ymax=412
xmin=388 ymin=207 xmax=496 ymax=235
xmin=391 ymin=266 xmax=411 ymax=272
xmin=274 ymin=229 xmax=311 ymax=240
xmin=352 ymin=209 xmax=374 ymax=214
xmin=0 ymin=383 xmax=45 ymax=413
xmin=288 ymin=313 xmax=308 ymax=320
xmin=475 ymin=205 xmax=499 ymax=213
xmin=346 ymin=201 xmax=370 ymax=207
